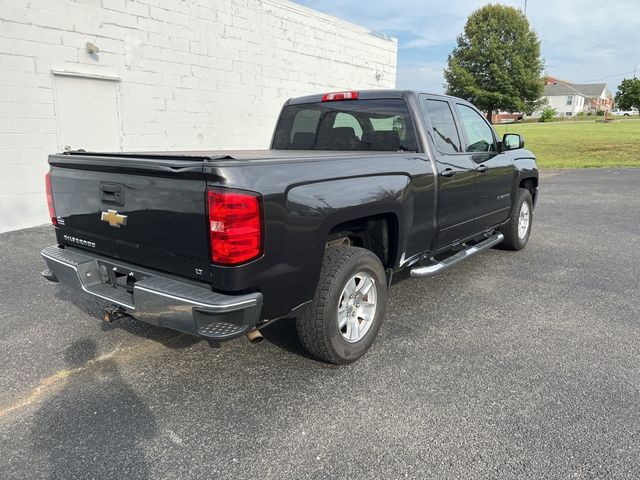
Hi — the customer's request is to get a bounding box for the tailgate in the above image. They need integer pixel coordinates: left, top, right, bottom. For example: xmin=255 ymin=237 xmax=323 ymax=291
xmin=48 ymin=153 xmax=214 ymax=282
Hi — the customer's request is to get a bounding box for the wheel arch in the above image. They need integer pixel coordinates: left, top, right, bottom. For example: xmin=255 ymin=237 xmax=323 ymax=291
xmin=327 ymin=212 xmax=400 ymax=269
xmin=519 ymin=176 xmax=538 ymax=206
xmin=512 ymin=155 xmax=539 ymax=209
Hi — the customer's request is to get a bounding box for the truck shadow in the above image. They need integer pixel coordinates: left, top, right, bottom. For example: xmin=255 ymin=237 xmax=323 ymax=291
xmin=50 ymin=272 xmax=417 ymax=361
xmin=259 ymin=317 xmax=317 ymax=360
xmin=259 ymin=271 xmax=417 ymax=361
xmin=53 ymin=289 xmax=200 ymax=350
xmin=30 ymin=338 xmax=157 ymax=479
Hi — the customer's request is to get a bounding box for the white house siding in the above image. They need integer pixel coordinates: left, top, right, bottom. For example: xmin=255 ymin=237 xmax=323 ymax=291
xmin=530 ymin=94 xmax=584 ymax=118
xmin=0 ymin=0 xmax=397 ymax=232
xmin=541 ymin=94 xmax=585 ymax=117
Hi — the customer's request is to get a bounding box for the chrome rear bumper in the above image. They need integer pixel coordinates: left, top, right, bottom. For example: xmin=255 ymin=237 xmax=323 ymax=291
xmin=41 ymin=245 xmax=262 ymax=341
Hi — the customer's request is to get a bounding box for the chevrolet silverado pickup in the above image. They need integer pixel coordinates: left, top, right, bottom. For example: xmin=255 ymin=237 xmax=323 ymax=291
xmin=41 ymin=90 xmax=539 ymax=364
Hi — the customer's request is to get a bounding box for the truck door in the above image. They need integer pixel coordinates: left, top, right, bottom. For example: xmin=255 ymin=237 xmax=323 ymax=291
xmin=421 ymin=96 xmax=477 ymax=249
xmin=453 ymin=103 xmax=517 ymax=233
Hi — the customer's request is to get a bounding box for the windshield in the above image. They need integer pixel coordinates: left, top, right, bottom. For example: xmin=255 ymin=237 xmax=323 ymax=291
xmin=272 ymin=99 xmax=418 ymax=151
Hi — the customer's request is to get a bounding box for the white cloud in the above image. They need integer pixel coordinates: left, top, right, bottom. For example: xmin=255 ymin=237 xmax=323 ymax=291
xmin=527 ymin=0 xmax=640 ymax=88
xmin=295 ymin=0 xmax=640 ymax=93
xmin=397 ymin=62 xmax=447 ymax=92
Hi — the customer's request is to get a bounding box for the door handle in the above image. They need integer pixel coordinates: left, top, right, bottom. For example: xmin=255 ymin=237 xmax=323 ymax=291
xmin=440 ymin=168 xmax=455 ymax=177
xmin=477 ymin=164 xmax=488 ymax=173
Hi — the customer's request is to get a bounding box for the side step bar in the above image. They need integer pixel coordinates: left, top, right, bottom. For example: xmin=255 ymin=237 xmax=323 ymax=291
xmin=410 ymin=233 xmax=504 ymax=278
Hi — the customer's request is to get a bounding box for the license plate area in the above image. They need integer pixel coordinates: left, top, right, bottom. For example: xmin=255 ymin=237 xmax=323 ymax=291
xmin=96 ymin=259 xmax=149 ymax=294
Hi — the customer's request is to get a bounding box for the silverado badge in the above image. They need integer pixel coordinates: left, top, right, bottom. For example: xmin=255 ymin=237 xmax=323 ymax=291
xmin=101 ymin=209 xmax=128 ymax=228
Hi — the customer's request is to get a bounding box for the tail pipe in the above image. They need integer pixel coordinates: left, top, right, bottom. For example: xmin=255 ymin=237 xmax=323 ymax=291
xmin=245 ymin=328 xmax=263 ymax=344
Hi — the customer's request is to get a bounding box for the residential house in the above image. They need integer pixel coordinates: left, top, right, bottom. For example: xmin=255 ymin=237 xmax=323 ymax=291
xmin=532 ymin=77 xmax=614 ymax=118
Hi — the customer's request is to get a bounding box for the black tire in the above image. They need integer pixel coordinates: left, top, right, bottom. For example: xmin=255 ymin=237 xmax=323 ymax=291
xmin=296 ymin=246 xmax=387 ymax=364
xmin=499 ymin=188 xmax=533 ymax=251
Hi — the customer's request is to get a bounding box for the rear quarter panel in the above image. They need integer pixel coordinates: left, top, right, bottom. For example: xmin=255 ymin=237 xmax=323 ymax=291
xmin=204 ymin=153 xmax=435 ymax=319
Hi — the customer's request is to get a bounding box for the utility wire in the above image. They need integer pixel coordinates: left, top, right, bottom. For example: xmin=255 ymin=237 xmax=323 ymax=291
xmin=579 ymin=70 xmax=637 ymax=83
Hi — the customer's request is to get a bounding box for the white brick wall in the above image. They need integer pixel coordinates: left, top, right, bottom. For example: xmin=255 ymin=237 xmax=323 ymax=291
xmin=0 ymin=0 xmax=397 ymax=232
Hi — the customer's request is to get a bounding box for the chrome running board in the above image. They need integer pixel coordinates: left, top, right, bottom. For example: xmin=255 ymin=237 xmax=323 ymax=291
xmin=410 ymin=232 xmax=504 ymax=278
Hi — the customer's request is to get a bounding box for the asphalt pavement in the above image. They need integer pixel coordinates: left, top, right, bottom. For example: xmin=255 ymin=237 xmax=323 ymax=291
xmin=1 ymin=168 xmax=639 ymax=479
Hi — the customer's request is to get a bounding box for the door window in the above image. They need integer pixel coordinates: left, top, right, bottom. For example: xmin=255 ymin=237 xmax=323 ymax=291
xmin=424 ymin=99 xmax=462 ymax=153
xmin=455 ymin=104 xmax=496 ymax=153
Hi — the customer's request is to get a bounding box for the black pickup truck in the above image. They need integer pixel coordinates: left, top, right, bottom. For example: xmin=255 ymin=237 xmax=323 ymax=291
xmin=41 ymin=90 xmax=538 ymax=364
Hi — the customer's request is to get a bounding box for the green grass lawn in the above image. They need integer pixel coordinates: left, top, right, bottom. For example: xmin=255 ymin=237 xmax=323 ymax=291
xmin=495 ymin=118 xmax=640 ymax=168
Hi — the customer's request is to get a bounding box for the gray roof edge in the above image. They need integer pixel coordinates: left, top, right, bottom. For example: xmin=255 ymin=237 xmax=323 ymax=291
xmin=544 ymin=82 xmax=608 ymax=98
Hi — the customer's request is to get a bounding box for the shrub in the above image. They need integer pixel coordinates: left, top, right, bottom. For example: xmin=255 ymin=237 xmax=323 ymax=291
xmin=596 ymin=109 xmax=605 ymax=116
xmin=539 ymin=106 xmax=558 ymax=122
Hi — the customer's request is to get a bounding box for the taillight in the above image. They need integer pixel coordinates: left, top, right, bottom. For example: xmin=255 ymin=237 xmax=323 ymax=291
xmin=321 ymin=91 xmax=359 ymax=102
xmin=207 ymin=189 xmax=262 ymax=265
xmin=45 ymin=171 xmax=58 ymax=226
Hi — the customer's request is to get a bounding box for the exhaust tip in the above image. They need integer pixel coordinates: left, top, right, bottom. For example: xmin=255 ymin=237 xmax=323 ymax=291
xmin=246 ymin=328 xmax=263 ymax=344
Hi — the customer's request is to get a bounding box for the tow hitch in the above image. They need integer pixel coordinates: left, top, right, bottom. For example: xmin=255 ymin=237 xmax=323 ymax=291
xmin=102 ymin=305 xmax=128 ymax=323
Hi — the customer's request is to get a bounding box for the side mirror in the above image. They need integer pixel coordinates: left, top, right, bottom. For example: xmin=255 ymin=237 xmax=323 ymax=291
xmin=502 ymin=133 xmax=525 ymax=151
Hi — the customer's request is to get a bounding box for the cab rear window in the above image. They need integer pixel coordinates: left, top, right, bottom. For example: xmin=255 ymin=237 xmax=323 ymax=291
xmin=272 ymin=99 xmax=417 ymax=151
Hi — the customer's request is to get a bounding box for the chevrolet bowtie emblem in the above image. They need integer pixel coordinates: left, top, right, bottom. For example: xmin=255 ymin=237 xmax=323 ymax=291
xmin=101 ymin=209 xmax=128 ymax=228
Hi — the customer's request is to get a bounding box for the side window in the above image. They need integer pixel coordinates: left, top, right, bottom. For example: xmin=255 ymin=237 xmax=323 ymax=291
xmin=455 ymin=104 xmax=496 ymax=153
xmin=424 ymin=99 xmax=461 ymax=154
xmin=333 ymin=112 xmax=363 ymax=140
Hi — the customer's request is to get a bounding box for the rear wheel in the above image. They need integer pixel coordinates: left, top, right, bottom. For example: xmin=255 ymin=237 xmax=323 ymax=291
xmin=500 ymin=188 xmax=533 ymax=251
xmin=296 ymin=246 xmax=387 ymax=364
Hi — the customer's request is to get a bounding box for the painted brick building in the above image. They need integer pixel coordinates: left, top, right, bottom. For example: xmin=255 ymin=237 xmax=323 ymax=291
xmin=0 ymin=0 xmax=397 ymax=232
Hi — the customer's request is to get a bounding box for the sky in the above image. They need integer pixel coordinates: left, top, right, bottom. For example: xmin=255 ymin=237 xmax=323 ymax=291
xmin=293 ymin=0 xmax=640 ymax=94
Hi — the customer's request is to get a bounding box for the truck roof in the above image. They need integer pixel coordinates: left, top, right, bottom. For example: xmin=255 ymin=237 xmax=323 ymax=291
xmin=287 ymin=89 xmax=457 ymax=105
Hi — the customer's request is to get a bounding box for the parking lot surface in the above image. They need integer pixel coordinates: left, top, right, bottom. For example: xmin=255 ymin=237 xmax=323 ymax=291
xmin=1 ymin=169 xmax=639 ymax=479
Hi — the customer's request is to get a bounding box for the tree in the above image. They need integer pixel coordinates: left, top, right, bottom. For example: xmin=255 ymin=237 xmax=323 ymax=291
xmin=615 ymin=78 xmax=640 ymax=110
xmin=444 ymin=4 xmax=544 ymax=121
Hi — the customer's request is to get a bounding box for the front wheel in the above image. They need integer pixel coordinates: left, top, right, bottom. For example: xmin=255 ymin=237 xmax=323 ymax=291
xmin=296 ymin=246 xmax=387 ymax=364
xmin=499 ymin=188 xmax=533 ymax=251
